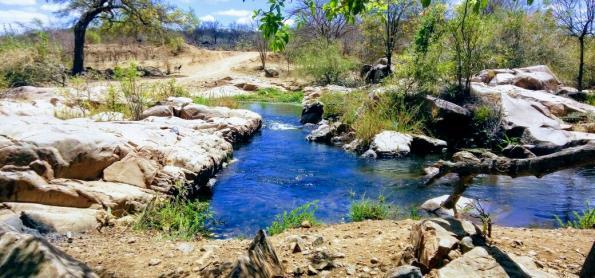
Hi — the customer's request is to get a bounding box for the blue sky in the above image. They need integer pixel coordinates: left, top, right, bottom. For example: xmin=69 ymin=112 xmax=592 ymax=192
xmin=0 ymin=0 xmax=271 ymax=29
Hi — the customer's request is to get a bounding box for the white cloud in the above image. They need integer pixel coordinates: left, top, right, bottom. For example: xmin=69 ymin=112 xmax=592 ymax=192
xmin=284 ymin=18 xmax=295 ymax=27
xmin=40 ymin=3 xmax=68 ymax=12
xmin=235 ymin=16 xmax=254 ymax=25
xmin=199 ymin=15 xmax=216 ymax=22
xmin=0 ymin=10 xmax=48 ymax=25
xmin=0 ymin=0 xmax=36 ymax=5
xmin=216 ymin=9 xmax=252 ymax=17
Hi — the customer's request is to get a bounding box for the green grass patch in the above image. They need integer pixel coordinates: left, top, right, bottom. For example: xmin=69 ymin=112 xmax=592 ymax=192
xmin=555 ymin=203 xmax=595 ymax=229
xmin=268 ymin=201 xmax=319 ymax=236
xmin=193 ymin=96 xmax=240 ymax=109
xmin=350 ymin=196 xmax=392 ymax=222
xmin=233 ymin=88 xmax=304 ymax=103
xmin=134 ymin=195 xmax=214 ymax=240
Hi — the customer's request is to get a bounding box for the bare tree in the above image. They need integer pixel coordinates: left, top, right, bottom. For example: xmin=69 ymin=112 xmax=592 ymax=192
xmin=289 ymin=0 xmax=354 ymax=42
xmin=552 ymin=0 xmax=594 ymax=91
xmin=202 ymin=21 xmax=222 ymax=44
xmin=254 ymin=30 xmax=268 ymax=70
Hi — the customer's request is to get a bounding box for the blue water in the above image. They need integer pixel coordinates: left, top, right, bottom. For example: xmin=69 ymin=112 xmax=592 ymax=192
xmin=209 ymin=102 xmax=595 ymax=238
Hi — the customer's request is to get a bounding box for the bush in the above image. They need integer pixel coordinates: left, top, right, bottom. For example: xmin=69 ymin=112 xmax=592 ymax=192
xmin=152 ymin=78 xmax=190 ymax=101
xmin=296 ymin=41 xmax=357 ymax=85
xmin=114 ymin=63 xmax=151 ymax=120
xmin=134 ymin=195 xmax=214 ymax=240
xmin=233 ymin=88 xmax=303 ymax=103
xmin=350 ymin=196 xmax=391 ymax=222
xmin=319 ymin=91 xmax=366 ymax=122
xmin=268 ymin=201 xmax=319 ymax=236
xmin=555 ymin=203 xmax=595 ymax=229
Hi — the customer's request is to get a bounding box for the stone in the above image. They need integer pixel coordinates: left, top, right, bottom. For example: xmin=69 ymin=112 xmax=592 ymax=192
xmin=502 ymin=145 xmax=536 ymax=159
xmin=0 ymin=231 xmax=98 ymax=277
xmin=264 ymin=68 xmax=280 ymax=78
xmin=370 ymin=257 xmax=379 ymax=264
xmin=290 ymin=241 xmax=302 ymax=253
xmin=460 ymin=236 xmax=475 ymax=253
xmin=306 ymin=124 xmax=334 ymax=143
xmin=313 ymin=236 xmax=324 ymax=246
xmin=438 ymin=247 xmax=555 ymax=278
xmin=148 ymin=259 xmax=161 ymax=266
xmin=385 ymin=265 xmax=423 ymax=278
xmin=370 ymin=131 xmax=413 ymax=158
xmin=420 ymin=195 xmax=475 ymax=218
xmin=307 ymin=265 xmax=318 ymax=275
xmin=3 ymin=202 xmax=99 ymax=233
xmin=410 ymin=135 xmax=447 ymax=154
xmin=346 ymin=265 xmax=356 ymax=275
xmin=301 ymin=220 xmax=312 ymax=228
xmin=230 ymin=230 xmax=284 ymax=278
xmin=301 ymin=101 xmax=324 ymax=124
xmin=177 ymin=243 xmax=194 ymax=254
xmin=361 ymin=149 xmax=378 ymax=159
xmin=140 ymin=105 xmax=174 ymax=119
xmin=103 ymin=154 xmax=158 ymax=188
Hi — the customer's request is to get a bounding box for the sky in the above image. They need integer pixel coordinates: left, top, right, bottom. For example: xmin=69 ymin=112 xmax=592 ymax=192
xmin=0 ymin=0 xmax=271 ymax=29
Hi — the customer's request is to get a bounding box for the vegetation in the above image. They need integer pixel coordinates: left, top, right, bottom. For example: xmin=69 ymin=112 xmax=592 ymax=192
xmin=194 ymin=96 xmax=240 ymax=109
xmin=350 ymin=196 xmax=392 ymax=221
xmin=268 ymin=201 xmax=320 ymax=236
xmin=295 ymin=41 xmax=357 ymax=85
xmin=556 ymin=203 xmax=595 ymax=229
xmin=233 ymin=88 xmax=304 ymax=103
xmin=134 ymin=187 xmax=214 ymax=240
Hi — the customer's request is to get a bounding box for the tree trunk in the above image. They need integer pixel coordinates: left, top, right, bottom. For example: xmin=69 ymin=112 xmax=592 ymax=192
xmin=578 ymin=36 xmax=585 ymax=92
xmin=72 ymin=23 xmax=87 ymax=75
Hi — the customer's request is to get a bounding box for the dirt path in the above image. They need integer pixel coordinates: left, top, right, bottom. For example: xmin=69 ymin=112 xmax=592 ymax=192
xmin=178 ymin=51 xmax=259 ymax=83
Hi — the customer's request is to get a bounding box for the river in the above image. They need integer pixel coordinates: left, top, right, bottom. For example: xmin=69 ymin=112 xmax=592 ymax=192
xmin=209 ymin=102 xmax=595 ymax=238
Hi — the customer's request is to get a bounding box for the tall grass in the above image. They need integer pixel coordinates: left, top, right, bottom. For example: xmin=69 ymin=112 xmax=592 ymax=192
xmin=555 ymin=203 xmax=595 ymax=229
xmin=134 ymin=195 xmax=214 ymax=240
xmin=233 ymin=88 xmax=303 ymax=103
xmin=194 ymin=96 xmax=240 ymax=109
xmin=349 ymin=196 xmax=392 ymax=222
xmin=268 ymin=201 xmax=319 ymax=236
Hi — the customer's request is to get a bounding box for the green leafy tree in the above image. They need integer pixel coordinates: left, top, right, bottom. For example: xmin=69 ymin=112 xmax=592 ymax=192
xmin=50 ymin=0 xmax=196 ymax=75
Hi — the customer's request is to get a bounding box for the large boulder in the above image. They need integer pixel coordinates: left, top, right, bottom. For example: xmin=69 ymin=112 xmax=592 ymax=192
xmin=300 ymin=101 xmax=324 ymax=124
xmin=103 ymin=153 xmax=158 ymax=188
xmin=370 ymin=131 xmax=413 ymax=158
xmin=140 ymin=105 xmax=174 ymax=119
xmin=264 ymin=68 xmax=279 ymax=78
xmin=411 ymin=135 xmax=447 ymax=154
xmin=3 ymin=202 xmax=98 ymax=233
xmin=230 ymin=230 xmax=284 ymax=278
xmin=478 ymin=65 xmax=561 ymax=92
xmin=438 ymin=246 xmax=554 ymax=278
xmin=0 ymin=231 xmax=98 ymax=277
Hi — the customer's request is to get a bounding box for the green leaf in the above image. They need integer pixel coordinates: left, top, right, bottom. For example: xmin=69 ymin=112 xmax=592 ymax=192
xmin=421 ymin=0 xmax=431 ymax=7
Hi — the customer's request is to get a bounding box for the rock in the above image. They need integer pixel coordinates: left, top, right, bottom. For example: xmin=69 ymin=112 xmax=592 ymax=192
xmin=230 ymin=230 xmax=284 ymax=278
xmin=385 ymin=265 xmax=423 ymax=278
xmin=309 ymin=250 xmax=336 ymax=270
xmin=290 ymin=241 xmax=302 ymax=253
xmin=502 ymin=144 xmax=536 ymax=159
xmin=140 ymin=105 xmax=174 ymax=119
xmin=301 ymin=220 xmax=312 ymax=228
xmin=451 ymin=151 xmax=481 ymax=163
xmin=425 ymin=95 xmax=472 ymax=140
xmin=307 ymin=265 xmax=318 ymax=275
xmin=138 ymin=66 xmax=165 ymax=77
xmin=0 ymin=231 xmax=98 ymax=277
xmin=3 ymin=202 xmax=98 ymax=233
xmin=177 ymin=243 xmax=194 ymax=254
xmin=425 ymin=95 xmax=471 ymax=118
xmin=103 ymin=153 xmax=158 ymax=188
xmin=370 ymin=257 xmax=379 ymax=264
xmin=411 ymin=135 xmax=447 ymax=154
xmin=411 ymin=218 xmax=482 ymax=272
xmin=363 ymin=62 xmax=392 ymax=84
xmin=361 ymin=149 xmax=378 ymax=159
xmin=459 ymin=236 xmax=475 ymax=253
xmin=447 ymin=249 xmax=462 ymax=261
xmin=420 ymin=195 xmax=476 ymax=218
xmin=438 ymin=247 xmax=555 ymax=278
xmin=264 ymin=68 xmax=280 ymax=78
xmin=513 ymin=65 xmax=561 ymax=92
xmin=313 ymin=236 xmax=324 ymax=246
xmin=370 ymin=131 xmax=413 ymax=158
xmin=346 ymin=265 xmax=356 ymax=275
xmin=301 ymin=101 xmax=324 ymax=124
xmin=148 ymin=258 xmax=161 ymax=266
xmin=306 ymin=124 xmax=334 ymax=143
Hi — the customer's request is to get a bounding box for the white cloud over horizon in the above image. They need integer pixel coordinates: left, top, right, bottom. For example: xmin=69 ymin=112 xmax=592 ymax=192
xmin=0 ymin=10 xmax=48 ymax=25
xmin=215 ymin=9 xmax=252 ymax=17
xmin=0 ymin=0 xmax=36 ymax=5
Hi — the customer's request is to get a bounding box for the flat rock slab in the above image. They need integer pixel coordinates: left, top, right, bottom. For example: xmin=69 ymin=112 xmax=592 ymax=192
xmin=2 ymin=202 xmax=99 ymax=233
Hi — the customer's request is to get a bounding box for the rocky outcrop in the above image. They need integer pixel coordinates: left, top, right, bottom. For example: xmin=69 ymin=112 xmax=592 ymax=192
xmin=230 ymin=230 xmax=284 ymax=278
xmin=474 ymin=65 xmax=561 ymax=92
xmin=0 ymin=86 xmax=262 ymax=234
xmin=0 ymin=230 xmax=98 ymax=277
xmin=367 ymin=131 xmax=447 ymax=158
xmin=361 ymin=58 xmax=392 ymax=84
xmin=438 ymin=246 xmax=554 ymax=278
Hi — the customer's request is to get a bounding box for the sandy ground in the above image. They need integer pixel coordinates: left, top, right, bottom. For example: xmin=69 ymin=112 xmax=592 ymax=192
xmin=52 ymin=219 xmax=594 ymax=278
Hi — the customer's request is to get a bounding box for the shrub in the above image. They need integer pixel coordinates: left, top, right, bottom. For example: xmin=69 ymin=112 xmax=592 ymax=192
xmin=268 ymin=201 xmax=319 ymax=236
xmin=134 ymin=195 xmax=214 ymax=240
xmin=350 ymin=196 xmax=391 ymax=222
xmin=233 ymin=88 xmax=303 ymax=103
xmin=319 ymin=91 xmax=366 ymax=122
xmin=114 ymin=63 xmax=151 ymax=120
xmin=555 ymin=203 xmax=595 ymax=229
xmin=152 ymin=78 xmax=190 ymax=101
xmin=296 ymin=41 xmax=357 ymax=85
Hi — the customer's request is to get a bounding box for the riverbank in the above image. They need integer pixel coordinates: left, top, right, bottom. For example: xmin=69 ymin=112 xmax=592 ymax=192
xmin=52 ymin=219 xmax=594 ymax=277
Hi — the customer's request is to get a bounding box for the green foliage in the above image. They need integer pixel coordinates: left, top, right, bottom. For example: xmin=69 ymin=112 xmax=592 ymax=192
xmin=152 ymin=78 xmax=190 ymax=101
xmin=233 ymin=88 xmax=303 ymax=103
xmin=350 ymin=196 xmax=392 ymax=222
xmin=268 ymin=201 xmax=319 ymax=236
xmin=555 ymin=203 xmax=595 ymax=229
xmin=114 ymin=63 xmax=150 ymax=120
xmin=0 ymin=31 xmax=66 ymax=87
xmin=194 ymin=96 xmax=240 ymax=109
xmin=295 ymin=41 xmax=357 ymax=85
xmin=134 ymin=195 xmax=214 ymax=240
xmin=319 ymin=91 xmax=366 ymax=121
xmin=473 ymin=105 xmax=494 ymax=124
xmin=85 ymin=29 xmax=102 ymax=44
xmin=408 ymin=205 xmax=422 ymax=220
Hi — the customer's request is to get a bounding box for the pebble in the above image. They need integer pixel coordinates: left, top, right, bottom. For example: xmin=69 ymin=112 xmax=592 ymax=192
xmin=370 ymin=257 xmax=379 ymax=264
xmin=528 ymin=250 xmax=537 ymax=257
xmin=177 ymin=243 xmax=194 ymax=254
xmin=127 ymin=238 xmax=136 ymax=244
xmin=308 ymin=265 xmax=319 ymax=275
xmin=148 ymin=259 xmax=161 ymax=266
xmin=362 ymin=266 xmax=370 ymax=273
xmin=313 ymin=236 xmax=324 ymax=246
xmin=301 ymin=220 xmax=312 ymax=228
xmin=346 ymin=265 xmax=356 ymax=275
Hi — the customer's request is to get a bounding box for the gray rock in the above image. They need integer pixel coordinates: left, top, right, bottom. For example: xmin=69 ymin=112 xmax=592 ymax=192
xmin=177 ymin=243 xmax=194 ymax=254
xmin=0 ymin=231 xmax=98 ymax=277
xmin=385 ymin=265 xmax=423 ymax=278
xmin=264 ymin=68 xmax=279 ymax=78
xmin=502 ymin=144 xmax=536 ymax=159
xmin=301 ymin=101 xmax=324 ymax=124
xmin=140 ymin=105 xmax=174 ymax=119
xmin=370 ymin=131 xmax=412 ymax=158
xmin=460 ymin=236 xmax=475 ymax=253
xmin=420 ymin=195 xmax=475 ymax=218
xmin=411 ymin=134 xmax=447 ymax=154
